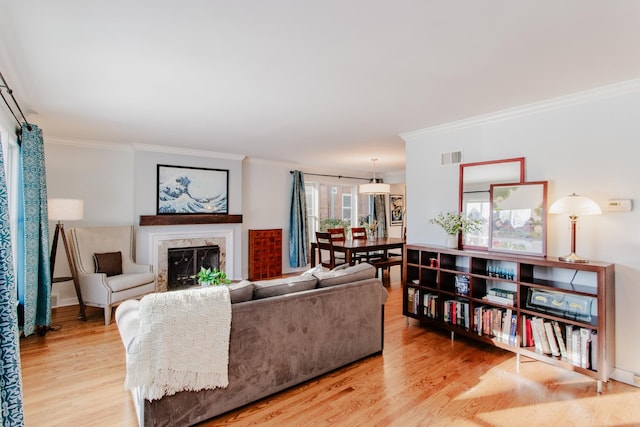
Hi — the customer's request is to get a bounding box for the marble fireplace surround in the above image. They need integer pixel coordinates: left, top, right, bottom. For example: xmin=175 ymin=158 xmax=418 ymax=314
xmin=147 ymin=229 xmax=234 ymax=292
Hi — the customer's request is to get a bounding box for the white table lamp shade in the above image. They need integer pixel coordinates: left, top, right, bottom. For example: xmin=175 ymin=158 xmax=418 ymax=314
xmin=48 ymin=198 xmax=84 ymax=221
xmin=549 ymin=194 xmax=601 ymax=216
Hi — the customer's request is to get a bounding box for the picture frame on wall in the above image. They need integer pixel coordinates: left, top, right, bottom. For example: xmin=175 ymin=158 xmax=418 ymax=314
xmin=489 ymin=181 xmax=547 ymax=257
xmin=390 ymin=194 xmax=404 ymax=226
xmin=157 ymin=164 xmax=229 ymax=214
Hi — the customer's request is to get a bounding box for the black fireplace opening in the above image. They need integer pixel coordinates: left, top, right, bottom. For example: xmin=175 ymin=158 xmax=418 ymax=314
xmin=167 ymin=245 xmax=220 ymax=289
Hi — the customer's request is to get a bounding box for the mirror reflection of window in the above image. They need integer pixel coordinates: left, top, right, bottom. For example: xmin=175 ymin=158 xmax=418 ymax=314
xmin=459 ymin=158 xmax=525 ymax=250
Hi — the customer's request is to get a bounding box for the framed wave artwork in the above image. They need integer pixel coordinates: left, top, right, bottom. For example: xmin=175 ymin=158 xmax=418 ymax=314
xmin=156 ymin=164 xmax=229 ymax=214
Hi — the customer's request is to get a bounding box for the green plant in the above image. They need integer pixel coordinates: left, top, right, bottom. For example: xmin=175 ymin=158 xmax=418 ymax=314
xmin=429 ymin=211 xmax=482 ymax=235
xmin=192 ymin=267 xmax=231 ymax=286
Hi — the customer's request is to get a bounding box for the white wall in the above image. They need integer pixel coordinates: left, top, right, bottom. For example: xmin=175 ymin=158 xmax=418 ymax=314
xmin=401 ymin=80 xmax=640 ymax=385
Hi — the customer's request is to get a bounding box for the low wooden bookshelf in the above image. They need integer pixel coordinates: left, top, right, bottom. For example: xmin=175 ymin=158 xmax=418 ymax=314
xmin=403 ymin=244 xmax=615 ymax=392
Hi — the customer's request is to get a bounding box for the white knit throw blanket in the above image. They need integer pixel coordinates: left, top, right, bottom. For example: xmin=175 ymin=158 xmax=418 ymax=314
xmin=124 ymin=286 xmax=232 ymax=400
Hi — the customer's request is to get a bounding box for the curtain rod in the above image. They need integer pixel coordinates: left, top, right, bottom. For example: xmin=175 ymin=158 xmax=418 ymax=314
xmin=290 ymin=171 xmax=371 ymax=182
xmin=0 ymin=70 xmax=32 ymax=131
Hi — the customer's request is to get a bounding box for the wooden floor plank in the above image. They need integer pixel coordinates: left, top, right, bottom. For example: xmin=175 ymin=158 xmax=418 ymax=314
xmin=20 ymin=277 xmax=640 ymax=426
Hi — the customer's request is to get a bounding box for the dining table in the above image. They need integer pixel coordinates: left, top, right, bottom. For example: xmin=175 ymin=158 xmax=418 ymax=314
xmin=310 ymin=236 xmax=405 ymax=267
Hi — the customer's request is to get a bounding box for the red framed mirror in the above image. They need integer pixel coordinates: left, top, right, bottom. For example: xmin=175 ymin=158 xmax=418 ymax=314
xmin=458 ymin=157 xmax=525 ymax=250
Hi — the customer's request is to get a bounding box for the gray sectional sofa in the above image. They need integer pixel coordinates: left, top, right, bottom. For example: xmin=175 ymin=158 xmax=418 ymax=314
xmin=116 ymin=262 xmax=387 ymax=427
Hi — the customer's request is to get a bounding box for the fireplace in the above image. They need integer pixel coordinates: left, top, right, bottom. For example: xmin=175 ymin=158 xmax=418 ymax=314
xmin=167 ymin=245 xmax=220 ymax=289
xmin=145 ymin=228 xmax=235 ymax=292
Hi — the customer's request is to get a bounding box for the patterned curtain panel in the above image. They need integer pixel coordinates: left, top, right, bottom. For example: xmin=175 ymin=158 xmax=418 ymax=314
xmin=373 ymin=184 xmax=388 ymax=238
xmin=288 ymin=170 xmax=308 ymax=268
xmin=17 ymin=124 xmax=51 ymax=336
xmin=0 ymin=141 xmax=25 ymax=426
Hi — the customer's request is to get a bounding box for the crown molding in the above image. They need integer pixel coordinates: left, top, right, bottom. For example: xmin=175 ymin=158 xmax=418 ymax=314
xmin=44 ymin=137 xmax=246 ymax=160
xmin=45 ymin=137 xmax=133 ymax=152
xmin=400 ymin=79 xmax=640 ymax=141
xmin=132 ymin=143 xmax=246 ymax=160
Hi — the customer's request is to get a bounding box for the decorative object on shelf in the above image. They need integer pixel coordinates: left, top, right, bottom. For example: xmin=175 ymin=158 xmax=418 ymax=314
xmin=549 ymin=193 xmax=602 ymax=263
xmin=192 ymin=267 xmax=231 ymax=286
xmin=157 ymin=164 xmax=229 ymax=214
xmin=429 ymin=211 xmax=482 ymax=248
xmin=48 ymin=198 xmax=86 ymax=320
xmin=489 ymin=181 xmax=547 ymax=257
xmin=359 ymin=158 xmax=390 ymax=194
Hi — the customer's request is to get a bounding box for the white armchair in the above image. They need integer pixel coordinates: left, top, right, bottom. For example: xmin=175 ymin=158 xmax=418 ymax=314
xmin=69 ymin=225 xmax=157 ymax=325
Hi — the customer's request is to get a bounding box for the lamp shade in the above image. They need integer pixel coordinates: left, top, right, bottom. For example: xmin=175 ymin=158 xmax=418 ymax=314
xmin=48 ymin=198 xmax=84 ymax=221
xmin=549 ymin=193 xmax=602 ymax=216
xmin=359 ymin=182 xmax=391 ymax=195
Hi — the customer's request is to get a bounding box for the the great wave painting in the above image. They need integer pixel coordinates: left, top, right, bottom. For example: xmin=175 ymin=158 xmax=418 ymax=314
xmin=157 ymin=165 xmax=229 ymax=214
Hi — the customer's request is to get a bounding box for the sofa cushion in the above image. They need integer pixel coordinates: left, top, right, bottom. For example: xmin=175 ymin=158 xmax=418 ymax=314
xmin=94 ymin=251 xmax=123 ymax=276
xmin=252 ymin=275 xmax=318 ymax=299
xmin=228 ymin=280 xmax=254 ymax=303
xmin=314 ymin=262 xmax=377 ymax=287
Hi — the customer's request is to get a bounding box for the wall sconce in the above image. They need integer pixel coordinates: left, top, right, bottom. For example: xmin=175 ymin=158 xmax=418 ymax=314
xmin=359 ymin=158 xmax=390 ymax=195
xmin=549 ymin=193 xmax=601 ymax=263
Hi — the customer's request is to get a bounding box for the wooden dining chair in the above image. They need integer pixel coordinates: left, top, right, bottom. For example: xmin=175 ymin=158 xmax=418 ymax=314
xmin=351 ymin=227 xmax=367 ymax=240
xmin=326 ymin=228 xmax=347 ymax=263
xmin=315 ymin=231 xmax=347 ymax=269
xmin=350 ymin=227 xmax=370 ymax=263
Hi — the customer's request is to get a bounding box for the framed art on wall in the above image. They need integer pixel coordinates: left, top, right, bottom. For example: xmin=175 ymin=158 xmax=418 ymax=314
xmin=390 ymin=194 xmax=404 ymax=226
xmin=489 ymin=181 xmax=547 ymax=257
xmin=157 ymin=164 xmax=229 ymax=214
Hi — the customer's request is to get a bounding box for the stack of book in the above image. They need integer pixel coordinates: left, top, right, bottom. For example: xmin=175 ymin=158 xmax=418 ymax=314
xmin=522 ymin=316 xmax=597 ymax=370
xmin=482 ymin=288 xmax=516 ymax=306
xmin=422 ymin=293 xmax=438 ymax=318
xmin=474 ymin=306 xmax=517 ymax=345
xmin=443 ymin=299 xmax=470 ymax=330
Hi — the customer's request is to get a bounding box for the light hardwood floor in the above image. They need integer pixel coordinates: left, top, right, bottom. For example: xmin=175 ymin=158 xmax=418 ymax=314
xmin=20 ymin=277 xmax=640 ymax=427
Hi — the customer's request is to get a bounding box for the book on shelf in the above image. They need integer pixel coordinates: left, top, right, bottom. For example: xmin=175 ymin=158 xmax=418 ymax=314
xmin=571 ymin=328 xmax=581 ymax=366
xmin=501 ymin=308 xmax=512 ymax=343
xmin=580 ymin=328 xmax=591 ymax=369
xmin=543 ymin=321 xmax=561 ymax=357
xmin=508 ymin=313 xmax=518 ymax=346
xmin=565 ymin=324 xmax=574 ymax=361
xmin=590 ymin=330 xmax=598 ymax=371
xmin=532 ymin=317 xmax=552 ymax=355
xmin=528 ymin=317 xmax=543 ymax=354
xmin=407 ymin=288 xmax=417 ymax=315
xmin=423 ymin=293 xmax=438 ymax=318
xmin=520 ymin=315 xmax=534 ymax=348
xmin=414 ymin=288 xmax=420 ymax=315
xmin=491 ymin=308 xmax=503 ymax=339
xmin=552 ymin=321 xmax=568 ymax=359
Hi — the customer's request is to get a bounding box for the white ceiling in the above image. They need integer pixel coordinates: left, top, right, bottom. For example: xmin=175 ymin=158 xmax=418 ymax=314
xmin=1 ymin=1 xmax=639 ymax=174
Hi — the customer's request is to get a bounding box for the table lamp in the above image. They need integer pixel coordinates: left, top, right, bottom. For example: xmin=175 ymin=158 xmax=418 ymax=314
xmin=549 ymin=193 xmax=601 ymax=263
xmin=48 ymin=198 xmax=86 ymax=319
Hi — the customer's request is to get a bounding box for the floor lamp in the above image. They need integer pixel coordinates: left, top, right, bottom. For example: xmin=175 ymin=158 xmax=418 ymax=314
xmin=48 ymin=198 xmax=86 ymax=320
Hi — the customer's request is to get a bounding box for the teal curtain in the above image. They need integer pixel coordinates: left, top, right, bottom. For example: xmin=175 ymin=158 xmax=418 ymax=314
xmin=0 ymin=139 xmax=25 ymax=426
xmin=17 ymin=124 xmax=51 ymax=336
xmin=373 ymin=180 xmax=388 ymax=238
xmin=289 ymin=171 xmax=308 ymax=267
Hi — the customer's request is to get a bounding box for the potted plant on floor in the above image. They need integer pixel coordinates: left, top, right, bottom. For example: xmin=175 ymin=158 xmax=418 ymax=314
xmin=192 ymin=267 xmax=232 ymax=286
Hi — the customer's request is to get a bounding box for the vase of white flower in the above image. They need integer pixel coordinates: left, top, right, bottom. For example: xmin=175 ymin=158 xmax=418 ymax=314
xmin=429 ymin=211 xmax=482 ymax=249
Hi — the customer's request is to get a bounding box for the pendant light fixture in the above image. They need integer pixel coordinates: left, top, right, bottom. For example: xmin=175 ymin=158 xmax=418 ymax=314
xmin=359 ymin=158 xmax=390 ymax=194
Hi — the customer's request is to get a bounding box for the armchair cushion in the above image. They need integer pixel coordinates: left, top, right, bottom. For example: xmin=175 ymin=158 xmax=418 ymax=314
xmin=107 ymin=272 xmax=157 ymax=292
xmin=94 ymin=251 xmax=123 ymax=276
